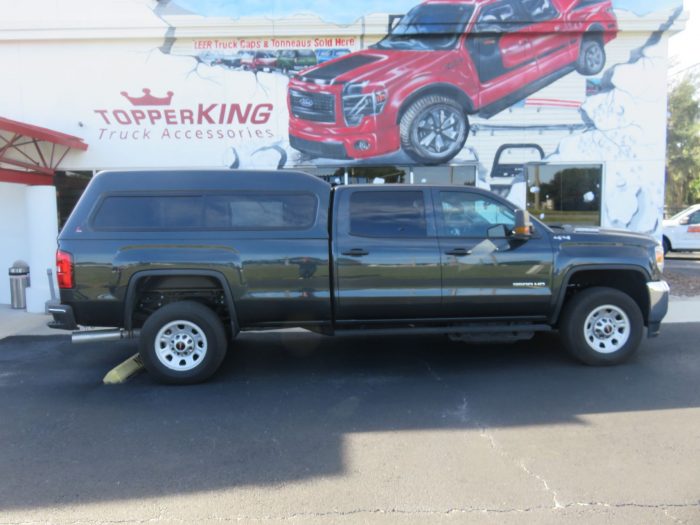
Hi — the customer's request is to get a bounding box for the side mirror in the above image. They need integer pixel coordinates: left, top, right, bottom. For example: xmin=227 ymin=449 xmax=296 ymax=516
xmin=513 ymin=210 xmax=533 ymax=240
xmin=679 ymin=216 xmax=690 ymax=226
xmin=487 ymin=224 xmax=509 ymax=239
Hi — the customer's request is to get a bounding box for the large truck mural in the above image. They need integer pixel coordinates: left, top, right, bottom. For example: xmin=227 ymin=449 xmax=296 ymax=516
xmin=0 ymin=0 xmax=686 ymax=238
xmin=288 ymin=0 xmax=618 ymax=164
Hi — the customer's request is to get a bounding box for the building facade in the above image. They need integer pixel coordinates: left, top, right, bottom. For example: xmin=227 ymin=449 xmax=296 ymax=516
xmin=0 ymin=0 xmax=687 ymax=309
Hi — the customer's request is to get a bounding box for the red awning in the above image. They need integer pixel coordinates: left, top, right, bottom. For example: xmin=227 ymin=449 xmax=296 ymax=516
xmin=0 ymin=116 xmax=88 ymax=185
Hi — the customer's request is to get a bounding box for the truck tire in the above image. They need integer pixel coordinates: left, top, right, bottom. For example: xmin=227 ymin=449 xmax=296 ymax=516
xmin=662 ymin=236 xmax=671 ymax=255
xmin=400 ymin=94 xmax=469 ymax=164
xmin=559 ymin=287 xmax=644 ymax=366
xmin=139 ymin=301 xmax=227 ymax=384
xmin=576 ymin=38 xmax=606 ymax=76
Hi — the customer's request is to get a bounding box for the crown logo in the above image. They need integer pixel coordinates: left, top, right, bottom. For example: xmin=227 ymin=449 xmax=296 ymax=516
xmin=120 ymin=88 xmax=174 ymax=106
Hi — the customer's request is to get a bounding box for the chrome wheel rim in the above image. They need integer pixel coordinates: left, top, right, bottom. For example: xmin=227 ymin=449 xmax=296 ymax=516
xmin=412 ymin=104 xmax=466 ymax=160
xmin=154 ymin=320 xmax=208 ymax=371
xmin=583 ymin=305 xmax=630 ymax=354
xmin=585 ymin=44 xmax=604 ymax=72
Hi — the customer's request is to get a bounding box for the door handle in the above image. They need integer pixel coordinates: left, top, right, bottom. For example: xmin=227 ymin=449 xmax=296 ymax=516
xmin=342 ymin=248 xmax=369 ymax=257
xmin=445 ymin=248 xmax=471 ymax=256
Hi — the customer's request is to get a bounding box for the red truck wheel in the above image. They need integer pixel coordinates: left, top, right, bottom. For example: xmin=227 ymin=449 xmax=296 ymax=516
xmin=576 ymin=38 xmax=606 ymax=76
xmin=400 ymin=95 xmax=469 ymax=164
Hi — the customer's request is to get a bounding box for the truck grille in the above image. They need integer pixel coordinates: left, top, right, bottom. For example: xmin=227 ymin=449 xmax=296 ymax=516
xmin=290 ymin=90 xmax=336 ymax=123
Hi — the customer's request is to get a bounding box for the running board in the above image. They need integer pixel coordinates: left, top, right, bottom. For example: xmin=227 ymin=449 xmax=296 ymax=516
xmin=334 ymin=324 xmax=552 ymax=337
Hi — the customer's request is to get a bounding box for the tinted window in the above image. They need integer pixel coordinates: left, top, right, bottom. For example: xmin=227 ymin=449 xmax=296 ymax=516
xmin=350 ymin=191 xmax=427 ymax=238
xmin=476 ymin=1 xmax=524 ymax=32
xmin=521 ymin=0 xmax=558 ymax=22
xmin=92 ymin=195 xmax=204 ymax=230
xmin=690 ymin=212 xmax=700 ymax=225
xmin=206 ymin=193 xmax=317 ymax=230
xmin=438 ymin=192 xmax=515 ymax=237
xmin=92 ymin=193 xmax=316 ymax=231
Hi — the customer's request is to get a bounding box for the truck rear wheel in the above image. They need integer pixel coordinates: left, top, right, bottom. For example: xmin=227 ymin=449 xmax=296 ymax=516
xmin=576 ymin=38 xmax=606 ymax=76
xmin=139 ymin=301 xmax=227 ymax=384
xmin=559 ymin=287 xmax=643 ymax=366
xmin=400 ymin=95 xmax=469 ymax=164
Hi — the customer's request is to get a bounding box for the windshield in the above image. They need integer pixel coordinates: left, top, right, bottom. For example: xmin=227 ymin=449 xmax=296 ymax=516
xmin=373 ymin=4 xmax=474 ymax=51
xmin=670 ymin=207 xmax=699 ymax=221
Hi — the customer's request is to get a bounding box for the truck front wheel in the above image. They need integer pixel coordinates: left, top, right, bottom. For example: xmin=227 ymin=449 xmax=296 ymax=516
xmin=139 ymin=301 xmax=228 ymax=384
xmin=400 ymin=95 xmax=469 ymax=164
xmin=559 ymin=287 xmax=644 ymax=366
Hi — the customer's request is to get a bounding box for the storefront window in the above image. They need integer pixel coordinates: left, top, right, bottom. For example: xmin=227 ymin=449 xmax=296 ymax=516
xmin=527 ymin=165 xmax=602 ymax=226
xmin=298 ymin=167 xmax=346 ymax=185
xmin=348 ymin=166 xmax=409 ymax=185
xmin=292 ymin=165 xmax=477 ymax=186
xmin=413 ymin=165 xmax=476 ymax=186
xmin=55 ymin=171 xmax=93 ymax=229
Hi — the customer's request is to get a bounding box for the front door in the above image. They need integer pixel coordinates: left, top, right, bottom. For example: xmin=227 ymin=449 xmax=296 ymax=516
xmin=433 ymin=189 xmax=554 ymax=319
xmin=677 ymin=210 xmax=700 ymax=250
xmin=333 ymin=187 xmax=442 ymax=321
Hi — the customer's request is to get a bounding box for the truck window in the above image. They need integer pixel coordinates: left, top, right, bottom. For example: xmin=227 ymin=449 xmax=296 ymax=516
xmin=91 ymin=192 xmax=317 ymax=231
xmin=205 ymin=193 xmax=317 ymax=230
xmin=475 ymin=1 xmax=524 ymax=32
xmin=438 ymin=192 xmax=515 ymax=238
xmin=92 ymin=195 xmax=204 ymax=230
xmin=521 ymin=0 xmax=558 ymax=22
xmin=349 ymin=191 xmax=427 ymax=238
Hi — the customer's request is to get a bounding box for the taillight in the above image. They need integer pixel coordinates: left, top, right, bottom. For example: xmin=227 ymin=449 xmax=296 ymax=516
xmin=56 ymin=250 xmax=74 ymax=289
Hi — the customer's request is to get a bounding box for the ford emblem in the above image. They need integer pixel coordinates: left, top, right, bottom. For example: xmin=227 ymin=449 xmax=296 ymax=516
xmin=299 ymin=96 xmax=314 ymax=108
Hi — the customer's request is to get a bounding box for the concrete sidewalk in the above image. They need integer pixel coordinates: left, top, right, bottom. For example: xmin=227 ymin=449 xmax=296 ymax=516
xmin=1 ymin=296 xmax=699 ymax=341
xmin=0 ymin=304 xmax=57 ymax=340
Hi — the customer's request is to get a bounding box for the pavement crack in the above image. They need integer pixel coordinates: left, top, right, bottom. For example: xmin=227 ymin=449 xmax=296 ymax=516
xmin=454 ymin=396 xmax=565 ymax=509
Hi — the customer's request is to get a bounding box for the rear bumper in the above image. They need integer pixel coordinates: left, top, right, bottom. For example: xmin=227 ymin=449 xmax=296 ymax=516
xmin=47 ymin=304 xmax=78 ymax=331
xmin=646 ymin=280 xmax=670 ymax=337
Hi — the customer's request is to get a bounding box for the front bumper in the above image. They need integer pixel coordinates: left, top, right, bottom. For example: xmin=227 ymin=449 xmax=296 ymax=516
xmin=289 ymin=124 xmax=399 ymax=160
xmin=47 ymin=304 xmax=78 ymax=331
xmin=646 ymin=280 xmax=670 ymax=337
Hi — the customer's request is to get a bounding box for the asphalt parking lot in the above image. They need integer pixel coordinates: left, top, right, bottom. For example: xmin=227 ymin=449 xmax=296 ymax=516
xmin=1 ymin=324 xmax=699 ymax=524
xmin=666 ymin=252 xmax=700 ymax=275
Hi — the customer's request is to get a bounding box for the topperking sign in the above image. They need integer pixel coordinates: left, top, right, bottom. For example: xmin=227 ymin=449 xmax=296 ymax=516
xmin=94 ymin=89 xmax=275 ymax=142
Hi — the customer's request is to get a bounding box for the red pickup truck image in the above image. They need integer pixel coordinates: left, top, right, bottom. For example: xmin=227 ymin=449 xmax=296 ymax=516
xmin=288 ymin=0 xmax=618 ymax=164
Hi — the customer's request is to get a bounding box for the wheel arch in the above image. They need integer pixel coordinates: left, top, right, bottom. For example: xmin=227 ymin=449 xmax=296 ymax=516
xmin=124 ymin=269 xmax=239 ymax=338
xmin=583 ymin=23 xmax=605 ymax=42
xmin=552 ymin=265 xmax=652 ymax=326
xmin=396 ymin=83 xmax=474 ymax=125
xmin=662 ymin=235 xmax=672 ymax=252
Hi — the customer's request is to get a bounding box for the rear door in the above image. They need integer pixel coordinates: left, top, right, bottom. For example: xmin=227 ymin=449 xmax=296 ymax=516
xmin=333 ymin=187 xmax=442 ymax=321
xmin=467 ymin=0 xmax=538 ymax=88
xmin=434 ymin=189 xmax=554 ymax=319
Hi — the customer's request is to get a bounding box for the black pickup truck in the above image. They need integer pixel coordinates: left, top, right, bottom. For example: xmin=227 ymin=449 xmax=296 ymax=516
xmin=49 ymin=170 xmax=669 ymax=383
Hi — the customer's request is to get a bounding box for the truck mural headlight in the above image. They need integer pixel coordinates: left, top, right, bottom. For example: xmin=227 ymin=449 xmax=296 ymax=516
xmin=342 ymin=82 xmax=388 ymax=127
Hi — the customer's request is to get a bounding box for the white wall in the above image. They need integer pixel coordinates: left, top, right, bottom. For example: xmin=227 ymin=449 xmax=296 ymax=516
xmin=0 ymin=182 xmax=59 ymax=312
xmin=0 ymin=182 xmax=29 ymax=305
xmin=25 ymin=186 xmax=60 ymax=313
